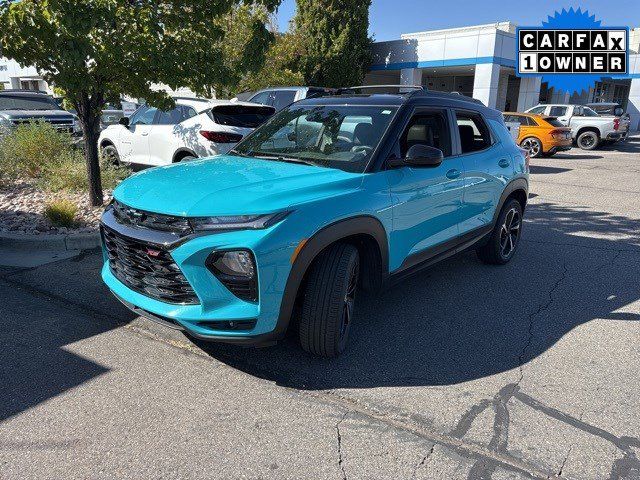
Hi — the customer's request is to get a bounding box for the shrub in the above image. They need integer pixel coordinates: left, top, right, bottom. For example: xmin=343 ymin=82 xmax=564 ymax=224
xmin=39 ymin=149 xmax=130 ymax=194
xmin=44 ymin=198 xmax=78 ymax=228
xmin=0 ymin=120 xmax=71 ymax=178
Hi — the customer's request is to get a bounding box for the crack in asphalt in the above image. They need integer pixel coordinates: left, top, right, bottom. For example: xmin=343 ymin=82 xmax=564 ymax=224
xmin=335 ymin=412 xmax=348 ymax=480
xmin=512 ymin=261 xmax=569 ymax=400
xmin=553 ymin=445 xmax=573 ymax=478
xmin=412 ymin=443 xmax=435 ymax=479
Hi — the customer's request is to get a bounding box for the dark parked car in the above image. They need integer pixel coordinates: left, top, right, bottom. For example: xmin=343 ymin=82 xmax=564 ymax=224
xmin=0 ymin=90 xmax=79 ymax=135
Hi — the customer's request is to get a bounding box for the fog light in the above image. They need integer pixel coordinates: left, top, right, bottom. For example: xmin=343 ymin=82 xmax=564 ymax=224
xmin=206 ymin=250 xmax=258 ymax=302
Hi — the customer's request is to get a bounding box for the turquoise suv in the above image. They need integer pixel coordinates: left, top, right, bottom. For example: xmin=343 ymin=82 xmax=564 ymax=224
xmin=101 ymin=88 xmax=529 ymax=357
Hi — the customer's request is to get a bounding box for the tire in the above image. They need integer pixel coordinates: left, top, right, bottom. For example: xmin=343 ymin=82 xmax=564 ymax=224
xmin=175 ymin=155 xmax=196 ymax=162
xmin=476 ymin=199 xmax=523 ymax=265
xmin=520 ymin=137 xmax=543 ymax=158
xmin=577 ymin=131 xmax=600 ymax=150
xmin=299 ymin=243 xmax=360 ymax=358
xmin=102 ymin=144 xmax=120 ymax=165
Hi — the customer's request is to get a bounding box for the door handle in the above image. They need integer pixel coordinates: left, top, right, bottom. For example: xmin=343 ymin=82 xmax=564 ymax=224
xmin=498 ymin=158 xmax=510 ymax=168
xmin=141 ymin=132 xmax=149 ymax=136
xmin=446 ymin=169 xmax=461 ymax=179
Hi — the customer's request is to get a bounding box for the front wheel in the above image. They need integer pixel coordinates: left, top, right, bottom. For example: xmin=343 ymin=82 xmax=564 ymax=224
xmin=577 ymin=131 xmax=600 ymax=150
xmin=476 ymin=199 xmax=523 ymax=265
xmin=298 ymin=243 xmax=359 ymax=358
xmin=101 ymin=144 xmax=120 ymax=165
xmin=520 ymin=137 xmax=543 ymax=158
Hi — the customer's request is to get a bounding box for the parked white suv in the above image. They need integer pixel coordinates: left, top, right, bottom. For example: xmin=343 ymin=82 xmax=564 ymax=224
xmin=98 ymin=97 xmax=274 ymax=166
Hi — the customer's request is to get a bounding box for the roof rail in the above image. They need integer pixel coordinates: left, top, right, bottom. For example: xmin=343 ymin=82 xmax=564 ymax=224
xmin=335 ymin=85 xmax=426 ymax=95
xmin=0 ymin=89 xmax=50 ymax=94
xmin=412 ymin=89 xmax=486 ymax=105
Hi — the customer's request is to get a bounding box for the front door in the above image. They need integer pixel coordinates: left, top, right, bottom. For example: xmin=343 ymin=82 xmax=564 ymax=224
xmin=118 ymin=105 xmax=156 ymax=164
xmin=386 ymin=108 xmax=465 ymax=271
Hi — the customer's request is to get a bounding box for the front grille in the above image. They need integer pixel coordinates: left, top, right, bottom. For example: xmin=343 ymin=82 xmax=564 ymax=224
xmin=112 ymin=200 xmax=192 ymax=235
xmin=101 ymin=225 xmax=199 ymax=304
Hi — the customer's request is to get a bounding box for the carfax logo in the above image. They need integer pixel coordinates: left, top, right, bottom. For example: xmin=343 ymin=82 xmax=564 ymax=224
xmin=516 ymin=8 xmax=630 ymax=94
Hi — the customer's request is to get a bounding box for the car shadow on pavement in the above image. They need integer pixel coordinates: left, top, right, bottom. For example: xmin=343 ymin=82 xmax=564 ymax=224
xmin=0 ymin=251 xmax=136 ymax=421
xmin=193 ymin=200 xmax=640 ymax=391
xmin=529 ymin=165 xmax=572 ymax=174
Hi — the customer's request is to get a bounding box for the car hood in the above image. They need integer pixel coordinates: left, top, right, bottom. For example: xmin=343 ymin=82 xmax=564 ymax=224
xmin=0 ymin=109 xmax=74 ymax=120
xmin=113 ymin=155 xmax=364 ymax=216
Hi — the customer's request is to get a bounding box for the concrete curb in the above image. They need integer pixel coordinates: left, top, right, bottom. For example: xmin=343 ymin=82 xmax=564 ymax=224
xmin=0 ymin=231 xmax=100 ymax=251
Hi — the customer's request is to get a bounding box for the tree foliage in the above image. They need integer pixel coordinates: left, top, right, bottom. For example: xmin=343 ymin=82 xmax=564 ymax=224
xmin=0 ymin=0 xmax=279 ymax=205
xmin=293 ymin=0 xmax=372 ymax=88
xmin=237 ymin=31 xmax=305 ymax=94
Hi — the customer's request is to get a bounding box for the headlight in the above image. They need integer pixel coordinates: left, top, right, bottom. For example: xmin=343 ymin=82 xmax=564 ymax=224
xmin=189 ymin=211 xmax=290 ymax=232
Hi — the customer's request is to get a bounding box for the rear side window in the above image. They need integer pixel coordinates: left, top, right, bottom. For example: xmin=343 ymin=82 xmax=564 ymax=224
xmin=549 ymin=106 xmax=567 ymax=117
xmin=400 ymin=111 xmax=451 ymax=157
xmin=455 ymin=111 xmax=492 ymax=154
xmin=272 ymin=91 xmax=297 ymax=111
xmin=154 ymin=105 xmax=197 ymax=125
xmin=209 ymin=105 xmax=274 ymax=128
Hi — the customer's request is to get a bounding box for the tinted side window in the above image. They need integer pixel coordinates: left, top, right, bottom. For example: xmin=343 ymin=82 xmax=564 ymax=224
xmin=549 ymin=106 xmax=567 ymax=117
xmin=272 ymin=90 xmax=297 ymax=111
xmin=529 ymin=106 xmax=546 ymax=115
xmin=249 ymin=91 xmax=271 ymax=105
xmin=129 ymin=105 xmax=157 ymax=126
xmin=455 ymin=111 xmax=492 ymax=154
xmin=400 ymin=111 xmax=451 ymax=157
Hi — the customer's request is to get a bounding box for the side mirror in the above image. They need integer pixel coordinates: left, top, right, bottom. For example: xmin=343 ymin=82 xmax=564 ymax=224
xmin=119 ymin=116 xmax=130 ymax=127
xmin=389 ymin=144 xmax=444 ymax=168
xmin=614 ymin=107 xmax=624 ymax=117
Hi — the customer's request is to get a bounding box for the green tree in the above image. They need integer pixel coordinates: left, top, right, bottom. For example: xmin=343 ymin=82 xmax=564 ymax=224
xmin=0 ymin=0 xmax=279 ymax=206
xmin=238 ymin=31 xmax=305 ymax=94
xmin=293 ymin=0 xmax=372 ymax=88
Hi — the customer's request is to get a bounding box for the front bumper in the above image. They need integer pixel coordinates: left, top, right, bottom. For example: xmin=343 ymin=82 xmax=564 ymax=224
xmin=100 ymin=208 xmax=297 ymax=345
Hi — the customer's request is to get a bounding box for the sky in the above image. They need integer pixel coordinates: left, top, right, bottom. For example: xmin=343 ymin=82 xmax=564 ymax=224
xmin=276 ymin=0 xmax=640 ymax=41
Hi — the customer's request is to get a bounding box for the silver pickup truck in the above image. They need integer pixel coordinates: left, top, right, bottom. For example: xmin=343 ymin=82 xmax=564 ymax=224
xmin=525 ymin=104 xmax=626 ymax=150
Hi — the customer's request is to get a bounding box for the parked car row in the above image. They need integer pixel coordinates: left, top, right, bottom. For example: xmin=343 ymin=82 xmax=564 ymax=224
xmin=503 ymin=102 xmax=630 ymax=157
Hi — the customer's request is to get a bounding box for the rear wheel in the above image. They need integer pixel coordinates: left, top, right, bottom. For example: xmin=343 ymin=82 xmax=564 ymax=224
xmin=577 ymin=131 xmax=599 ymax=150
xmin=299 ymin=243 xmax=359 ymax=358
xmin=476 ymin=199 xmax=523 ymax=265
xmin=520 ymin=137 xmax=542 ymax=158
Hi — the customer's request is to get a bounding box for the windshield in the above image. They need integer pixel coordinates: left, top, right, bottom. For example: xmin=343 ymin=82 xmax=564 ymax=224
xmin=0 ymin=95 xmax=60 ymax=111
xmin=231 ymin=104 xmax=398 ymax=173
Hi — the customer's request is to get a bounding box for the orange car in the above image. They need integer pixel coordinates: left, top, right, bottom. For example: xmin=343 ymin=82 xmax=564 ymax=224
xmin=503 ymin=112 xmax=572 ymax=158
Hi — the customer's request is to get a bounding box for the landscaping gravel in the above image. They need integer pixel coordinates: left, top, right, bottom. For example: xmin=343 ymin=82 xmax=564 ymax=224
xmin=0 ymin=181 xmax=110 ymax=235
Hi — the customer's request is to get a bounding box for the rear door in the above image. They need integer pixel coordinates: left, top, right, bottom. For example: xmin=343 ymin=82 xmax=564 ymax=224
xmin=147 ymin=105 xmax=198 ymax=165
xmin=386 ymin=107 xmax=465 ymax=266
xmin=455 ymin=110 xmax=508 ymax=234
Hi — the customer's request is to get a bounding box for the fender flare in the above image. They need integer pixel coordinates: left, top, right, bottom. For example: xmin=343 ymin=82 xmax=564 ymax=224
xmin=491 ymin=177 xmax=529 ymax=226
xmin=273 ymin=215 xmax=389 ymax=338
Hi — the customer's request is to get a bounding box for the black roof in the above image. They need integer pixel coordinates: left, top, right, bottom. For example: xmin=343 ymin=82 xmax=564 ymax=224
xmin=0 ymin=89 xmax=50 ymax=96
xmin=296 ymin=87 xmax=501 ymax=120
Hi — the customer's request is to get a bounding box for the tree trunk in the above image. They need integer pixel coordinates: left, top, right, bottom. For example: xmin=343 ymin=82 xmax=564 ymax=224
xmin=77 ymin=98 xmax=104 ymax=206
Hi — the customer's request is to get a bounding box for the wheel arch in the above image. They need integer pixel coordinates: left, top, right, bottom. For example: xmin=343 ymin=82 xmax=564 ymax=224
xmin=99 ymin=138 xmax=115 ymax=149
xmin=492 ymin=178 xmax=529 ymax=226
xmin=173 ymin=148 xmax=198 ymax=163
xmin=576 ymin=126 xmax=601 ymax=138
xmin=274 ymin=215 xmax=389 ymax=337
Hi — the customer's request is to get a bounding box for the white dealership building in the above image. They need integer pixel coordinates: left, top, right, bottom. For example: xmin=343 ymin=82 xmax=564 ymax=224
xmin=2 ymin=21 xmax=640 ymax=129
xmin=364 ymin=22 xmax=640 ymax=130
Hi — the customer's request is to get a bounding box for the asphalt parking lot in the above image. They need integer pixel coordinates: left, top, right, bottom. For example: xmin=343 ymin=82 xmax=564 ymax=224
xmin=1 ymin=136 xmax=639 ymax=479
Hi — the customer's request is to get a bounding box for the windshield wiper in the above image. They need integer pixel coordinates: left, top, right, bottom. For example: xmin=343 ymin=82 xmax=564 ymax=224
xmin=228 ymin=149 xmax=250 ymax=157
xmin=249 ymin=152 xmax=316 ymax=166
